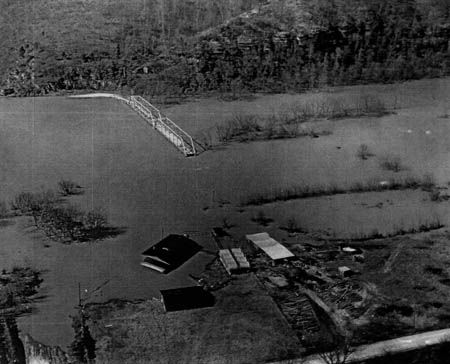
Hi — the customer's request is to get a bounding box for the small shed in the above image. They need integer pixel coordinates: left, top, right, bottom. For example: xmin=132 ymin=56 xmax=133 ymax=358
xmin=160 ymin=286 xmax=215 ymax=312
xmin=231 ymin=248 xmax=250 ymax=270
xmin=219 ymin=249 xmax=238 ymax=274
xmin=219 ymin=248 xmax=250 ymax=274
xmin=338 ymin=266 xmax=354 ymax=278
xmin=246 ymin=232 xmax=295 ymax=261
xmin=341 ymin=246 xmax=363 ymax=255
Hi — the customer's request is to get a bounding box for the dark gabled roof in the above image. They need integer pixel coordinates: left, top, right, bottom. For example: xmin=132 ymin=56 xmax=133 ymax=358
xmin=141 ymin=234 xmax=202 ymax=273
xmin=160 ymin=286 xmax=215 ymax=312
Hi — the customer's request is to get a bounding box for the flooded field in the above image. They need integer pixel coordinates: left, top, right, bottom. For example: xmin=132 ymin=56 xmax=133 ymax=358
xmin=1 ymin=77 xmax=450 ymax=348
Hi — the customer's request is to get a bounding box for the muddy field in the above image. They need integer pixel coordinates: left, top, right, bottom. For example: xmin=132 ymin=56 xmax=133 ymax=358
xmin=1 ymin=78 xmax=450 ymax=349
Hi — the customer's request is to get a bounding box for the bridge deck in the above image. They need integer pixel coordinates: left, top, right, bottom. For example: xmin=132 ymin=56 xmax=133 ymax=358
xmin=70 ymin=93 xmax=197 ymax=157
xmin=128 ymin=96 xmax=196 ymax=157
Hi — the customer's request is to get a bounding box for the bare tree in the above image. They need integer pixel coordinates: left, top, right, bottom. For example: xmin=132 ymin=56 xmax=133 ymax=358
xmin=58 ymin=179 xmax=81 ymax=196
xmin=318 ymin=335 xmax=354 ymax=364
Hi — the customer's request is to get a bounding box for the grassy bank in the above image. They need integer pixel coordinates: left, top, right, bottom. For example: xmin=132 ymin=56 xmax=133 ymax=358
xmin=241 ymin=175 xmax=435 ymax=206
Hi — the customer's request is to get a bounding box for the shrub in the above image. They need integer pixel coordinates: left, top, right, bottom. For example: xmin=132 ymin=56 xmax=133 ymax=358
xmin=380 ymin=156 xmax=404 ymax=172
xmin=38 ymin=189 xmax=59 ymax=206
xmin=358 ymin=94 xmax=388 ymax=116
xmin=356 ymin=144 xmax=372 ymax=160
xmin=195 ymin=130 xmax=215 ymax=150
xmin=251 ymin=210 xmax=273 ymax=226
xmin=11 ymin=192 xmax=39 ymax=214
xmin=0 ymin=200 xmax=8 ymax=218
xmin=221 ymin=217 xmax=233 ymax=230
xmin=429 ymin=189 xmax=441 ymax=201
xmin=83 ymin=209 xmax=107 ymax=230
xmin=422 ymin=174 xmax=436 ymax=191
xmin=216 ymin=114 xmax=261 ymax=142
xmin=283 ymin=217 xmax=304 ymax=233
xmin=58 ymin=179 xmax=80 ymax=196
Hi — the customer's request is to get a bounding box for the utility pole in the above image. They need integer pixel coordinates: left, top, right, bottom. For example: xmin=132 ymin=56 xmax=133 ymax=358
xmin=78 ymin=282 xmax=81 ymax=308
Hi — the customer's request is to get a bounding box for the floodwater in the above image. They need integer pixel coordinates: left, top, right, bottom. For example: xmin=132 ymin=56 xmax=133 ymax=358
xmin=0 ymin=78 xmax=450 ymax=349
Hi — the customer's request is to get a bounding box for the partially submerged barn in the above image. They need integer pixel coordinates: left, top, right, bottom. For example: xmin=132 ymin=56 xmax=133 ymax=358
xmin=141 ymin=234 xmax=202 ymax=273
xmin=160 ymin=286 xmax=215 ymax=312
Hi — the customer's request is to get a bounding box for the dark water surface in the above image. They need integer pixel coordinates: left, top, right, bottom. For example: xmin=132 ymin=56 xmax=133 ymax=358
xmin=0 ymin=78 xmax=449 ymax=348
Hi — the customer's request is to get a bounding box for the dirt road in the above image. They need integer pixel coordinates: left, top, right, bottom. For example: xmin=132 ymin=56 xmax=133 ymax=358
xmin=270 ymin=328 xmax=450 ymax=364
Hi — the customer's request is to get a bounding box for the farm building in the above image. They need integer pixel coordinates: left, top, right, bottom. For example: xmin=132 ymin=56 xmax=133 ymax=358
xmin=141 ymin=234 xmax=202 ymax=274
xmin=338 ymin=266 xmax=354 ymax=278
xmin=246 ymin=232 xmax=295 ymax=261
xmin=219 ymin=248 xmax=250 ymax=274
xmin=160 ymin=286 xmax=215 ymax=312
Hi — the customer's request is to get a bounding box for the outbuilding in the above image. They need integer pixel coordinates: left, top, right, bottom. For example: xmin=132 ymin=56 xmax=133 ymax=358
xmin=219 ymin=248 xmax=250 ymax=274
xmin=160 ymin=286 xmax=215 ymax=312
xmin=338 ymin=266 xmax=354 ymax=278
xmin=246 ymin=232 xmax=295 ymax=262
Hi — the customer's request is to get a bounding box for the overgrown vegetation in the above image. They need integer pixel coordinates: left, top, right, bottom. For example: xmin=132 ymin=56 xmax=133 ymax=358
xmin=216 ymin=114 xmax=262 ymax=142
xmin=0 ymin=267 xmax=42 ymax=315
xmin=347 ymin=219 xmax=444 ymax=241
xmin=69 ymin=309 xmax=96 ymax=364
xmin=215 ymin=115 xmax=314 ymax=143
xmin=196 ymin=95 xmax=391 ymax=148
xmin=196 ymin=95 xmax=390 ymax=148
xmin=285 ymin=95 xmax=391 ymax=121
xmin=11 ymin=188 xmax=121 ymax=243
xmin=241 ymin=175 xmax=436 ymax=206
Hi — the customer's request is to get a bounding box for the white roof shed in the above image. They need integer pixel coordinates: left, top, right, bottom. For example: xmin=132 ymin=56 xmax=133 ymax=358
xmin=246 ymin=232 xmax=295 ymax=261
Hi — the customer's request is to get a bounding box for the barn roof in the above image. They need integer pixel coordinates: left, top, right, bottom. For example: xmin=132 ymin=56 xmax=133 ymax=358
xmin=246 ymin=232 xmax=295 ymax=260
xmin=141 ymin=234 xmax=202 ymax=273
xmin=160 ymin=286 xmax=215 ymax=312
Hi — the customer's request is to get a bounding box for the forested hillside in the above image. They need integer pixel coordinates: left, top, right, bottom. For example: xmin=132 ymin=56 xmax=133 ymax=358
xmin=1 ymin=0 xmax=450 ymax=96
xmin=0 ymin=0 xmax=262 ymax=95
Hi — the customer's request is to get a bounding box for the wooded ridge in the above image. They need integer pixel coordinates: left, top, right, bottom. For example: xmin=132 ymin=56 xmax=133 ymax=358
xmin=1 ymin=0 xmax=450 ymax=97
